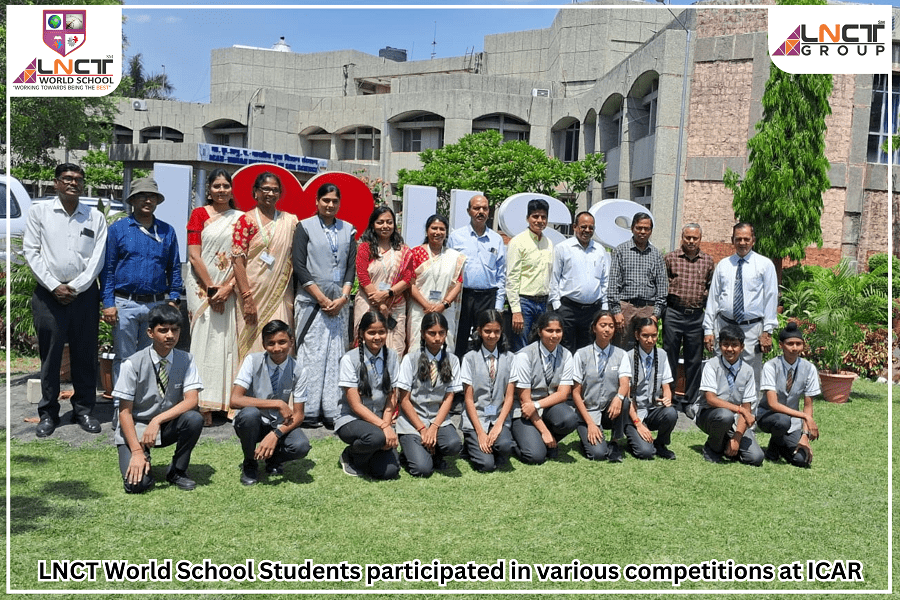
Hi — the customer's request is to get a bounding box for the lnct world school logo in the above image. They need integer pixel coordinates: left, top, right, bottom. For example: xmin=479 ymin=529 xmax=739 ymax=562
xmin=43 ymin=10 xmax=86 ymax=57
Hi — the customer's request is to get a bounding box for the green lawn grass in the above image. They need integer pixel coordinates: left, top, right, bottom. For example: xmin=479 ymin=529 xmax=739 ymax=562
xmin=4 ymin=378 xmax=894 ymax=598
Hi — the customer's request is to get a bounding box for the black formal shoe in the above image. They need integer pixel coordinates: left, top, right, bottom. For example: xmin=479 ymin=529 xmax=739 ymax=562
xmin=546 ymin=446 xmax=559 ymax=460
xmin=654 ymin=444 xmax=676 ymax=460
xmin=75 ymin=414 xmax=101 ymax=434
xmin=36 ymin=417 xmax=59 ymax=438
xmin=166 ymin=469 xmax=197 ymax=491
xmin=240 ymin=462 xmax=259 ymax=486
xmin=265 ymin=463 xmax=284 ymax=476
xmin=301 ymin=418 xmax=322 ymax=429
xmin=323 ymin=417 xmax=335 ymax=430
xmin=607 ymin=442 xmax=623 ymax=463
xmin=764 ymin=441 xmax=781 ymax=463
xmin=702 ymin=442 xmax=724 ymax=464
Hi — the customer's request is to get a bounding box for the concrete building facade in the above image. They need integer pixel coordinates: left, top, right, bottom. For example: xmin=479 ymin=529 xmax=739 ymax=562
xmin=108 ymin=1 xmax=897 ymax=266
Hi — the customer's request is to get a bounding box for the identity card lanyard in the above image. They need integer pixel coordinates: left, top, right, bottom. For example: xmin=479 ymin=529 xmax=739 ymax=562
xmin=319 ymin=216 xmax=343 ymax=283
xmin=254 ymin=208 xmax=279 ymax=267
xmin=138 ymin=221 xmax=161 ymax=243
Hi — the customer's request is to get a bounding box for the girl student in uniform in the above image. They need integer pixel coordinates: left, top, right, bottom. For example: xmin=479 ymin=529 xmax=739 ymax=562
xmin=335 ymin=310 xmax=401 ymax=479
xmin=396 ymin=312 xmax=463 ymax=477
xmin=460 ymin=309 xmax=516 ymax=472
xmin=511 ymin=311 xmax=579 ymax=464
xmin=623 ymin=317 xmax=678 ymax=460
xmin=571 ymin=310 xmax=631 ymax=463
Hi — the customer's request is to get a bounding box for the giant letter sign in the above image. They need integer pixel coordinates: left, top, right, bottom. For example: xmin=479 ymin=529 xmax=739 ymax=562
xmin=589 ymin=199 xmax=654 ymax=249
xmin=496 ymin=193 xmax=570 ymax=246
xmin=402 ymin=185 xmax=438 ymax=245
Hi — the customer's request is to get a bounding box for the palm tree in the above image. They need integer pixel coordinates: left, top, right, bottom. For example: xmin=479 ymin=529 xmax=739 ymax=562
xmin=125 ymin=53 xmax=174 ymax=99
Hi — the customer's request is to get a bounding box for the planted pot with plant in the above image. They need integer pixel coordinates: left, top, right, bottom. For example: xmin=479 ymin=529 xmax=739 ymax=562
xmin=785 ymin=259 xmax=888 ymax=402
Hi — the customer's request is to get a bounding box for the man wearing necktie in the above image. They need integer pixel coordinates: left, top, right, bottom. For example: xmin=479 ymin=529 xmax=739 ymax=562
xmin=702 ymin=223 xmax=778 ymax=392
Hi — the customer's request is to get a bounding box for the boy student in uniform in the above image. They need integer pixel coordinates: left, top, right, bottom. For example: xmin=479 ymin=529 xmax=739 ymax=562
xmin=336 ymin=310 xmax=401 ymax=480
xmin=571 ymin=310 xmax=630 ymax=463
xmin=396 ymin=312 xmax=463 ymax=477
xmin=624 ymin=317 xmax=678 ymax=460
xmin=461 ymin=309 xmax=516 ymax=472
xmin=757 ymin=321 xmax=821 ymax=467
xmin=511 ymin=311 xmax=579 ymax=464
xmin=113 ymin=304 xmax=204 ymax=493
xmin=231 ymin=320 xmax=311 ymax=486
xmin=694 ymin=324 xmax=764 ymax=466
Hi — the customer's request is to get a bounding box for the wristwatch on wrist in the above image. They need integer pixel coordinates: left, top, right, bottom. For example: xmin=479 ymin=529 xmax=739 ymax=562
xmin=616 ymin=393 xmax=625 ymax=401
xmin=273 ymin=427 xmax=284 ymax=439
xmin=388 ymin=288 xmax=395 ymax=297
xmin=533 ymin=401 xmax=542 ymax=411
xmin=442 ymin=300 xmax=451 ymax=309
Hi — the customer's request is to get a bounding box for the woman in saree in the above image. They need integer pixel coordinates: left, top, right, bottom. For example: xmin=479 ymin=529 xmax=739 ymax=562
xmin=407 ymin=214 xmax=466 ymax=354
xmin=353 ymin=205 xmax=412 ymax=357
xmin=186 ymin=168 xmax=243 ymax=425
xmin=232 ymin=171 xmax=298 ymax=364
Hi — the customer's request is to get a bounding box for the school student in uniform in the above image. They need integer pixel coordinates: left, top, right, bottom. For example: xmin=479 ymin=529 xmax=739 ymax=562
xmin=694 ymin=324 xmax=764 ymax=466
xmin=335 ymin=311 xmax=401 ymax=479
xmin=571 ymin=310 xmax=630 ymax=463
xmin=461 ymin=309 xmax=516 ymax=472
xmin=230 ymin=320 xmax=311 ymax=486
xmin=396 ymin=312 xmax=463 ymax=477
xmin=624 ymin=318 xmax=677 ymax=460
xmin=511 ymin=311 xmax=579 ymax=464
xmin=757 ymin=321 xmax=821 ymax=467
xmin=113 ymin=304 xmax=204 ymax=493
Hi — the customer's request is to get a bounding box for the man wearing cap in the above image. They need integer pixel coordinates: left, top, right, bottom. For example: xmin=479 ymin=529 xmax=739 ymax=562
xmin=102 ymin=177 xmax=183 ymax=380
xmin=24 ymin=163 xmax=107 ymax=437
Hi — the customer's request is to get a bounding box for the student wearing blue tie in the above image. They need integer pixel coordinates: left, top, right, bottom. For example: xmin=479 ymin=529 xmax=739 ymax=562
xmin=510 ymin=311 xmax=579 ymax=464
xmin=757 ymin=322 xmax=821 ymax=467
xmin=231 ymin=320 xmax=310 ymax=486
xmin=694 ymin=325 xmax=764 ymax=466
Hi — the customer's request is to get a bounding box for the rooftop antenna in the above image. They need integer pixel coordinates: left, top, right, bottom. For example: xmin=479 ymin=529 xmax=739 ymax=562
xmin=431 ymin=21 xmax=437 ymax=60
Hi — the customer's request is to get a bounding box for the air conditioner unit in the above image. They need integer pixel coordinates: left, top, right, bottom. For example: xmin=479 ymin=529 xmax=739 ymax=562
xmin=532 ymin=88 xmax=550 ymax=97
xmin=132 ymin=99 xmax=148 ymax=111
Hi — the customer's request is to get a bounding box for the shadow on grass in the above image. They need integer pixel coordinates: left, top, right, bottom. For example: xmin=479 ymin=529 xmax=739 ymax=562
xmin=266 ymin=458 xmax=315 ymax=486
xmin=11 ymin=454 xmax=51 ymax=465
xmin=11 ymin=480 xmax=104 ymax=535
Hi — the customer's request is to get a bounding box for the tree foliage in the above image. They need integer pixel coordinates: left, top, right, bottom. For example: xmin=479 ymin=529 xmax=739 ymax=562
xmin=724 ymin=0 xmax=832 ymax=271
xmin=723 ymin=62 xmax=832 ymax=267
xmin=396 ymin=130 xmax=605 ymax=213
xmin=116 ymin=53 xmax=175 ymax=99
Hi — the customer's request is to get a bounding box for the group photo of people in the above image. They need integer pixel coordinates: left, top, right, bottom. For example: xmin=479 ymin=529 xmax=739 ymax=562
xmin=22 ymin=161 xmax=823 ymax=492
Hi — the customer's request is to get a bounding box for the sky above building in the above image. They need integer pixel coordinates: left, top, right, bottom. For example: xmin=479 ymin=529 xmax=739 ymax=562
xmin=122 ymin=1 xmax=897 ymax=104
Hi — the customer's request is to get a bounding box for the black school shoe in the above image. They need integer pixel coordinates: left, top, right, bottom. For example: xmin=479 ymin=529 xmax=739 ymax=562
xmin=240 ymin=461 xmax=259 ymax=486
xmin=654 ymin=443 xmax=676 ymax=460
xmin=166 ymin=467 xmax=196 ymax=491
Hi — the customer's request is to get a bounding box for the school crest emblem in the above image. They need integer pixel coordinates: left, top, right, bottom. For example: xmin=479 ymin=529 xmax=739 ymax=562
xmin=43 ymin=10 xmax=86 ymax=57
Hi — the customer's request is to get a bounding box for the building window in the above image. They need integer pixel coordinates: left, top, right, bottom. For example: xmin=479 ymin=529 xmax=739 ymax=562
xmin=472 ymin=113 xmax=531 ymax=143
xmin=563 ymin=122 xmax=579 ymax=162
xmin=643 ymin=79 xmax=658 ymax=135
xmin=603 ymin=186 xmax=618 ymax=199
xmin=867 ymin=73 xmax=899 ymax=164
xmin=402 ymin=129 xmax=422 ymax=153
xmin=633 ymin=181 xmax=652 ymax=209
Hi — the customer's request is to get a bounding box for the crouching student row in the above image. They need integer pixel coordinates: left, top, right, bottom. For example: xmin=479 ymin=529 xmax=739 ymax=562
xmin=113 ymin=307 xmax=821 ymax=491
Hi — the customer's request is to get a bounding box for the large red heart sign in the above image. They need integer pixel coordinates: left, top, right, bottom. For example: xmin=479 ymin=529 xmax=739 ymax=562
xmin=231 ymin=164 xmax=375 ymax=239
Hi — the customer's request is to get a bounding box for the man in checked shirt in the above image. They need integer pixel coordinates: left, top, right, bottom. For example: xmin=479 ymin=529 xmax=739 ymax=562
xmin=663 ymin=224 xmax=714 ymax=413
xmin=608 ymin=213 xmax=667 ymax=352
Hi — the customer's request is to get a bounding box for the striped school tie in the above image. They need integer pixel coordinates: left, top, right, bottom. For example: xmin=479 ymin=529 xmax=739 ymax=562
xmin=157 ymin=358 xmax=168 ymax=397
xmin=733 ymin=258 xmax=746 ymax=323
xmin=270 ymin=365 xmax=280 ymax=396
xmin=786 ymin=366 xmax=795 ymax=393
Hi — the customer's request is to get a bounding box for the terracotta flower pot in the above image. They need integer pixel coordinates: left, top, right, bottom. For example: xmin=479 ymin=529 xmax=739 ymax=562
xmin=99 ymin=354 xmax=115 ymax=399
xmin=819 ymin=370 xmax=857 ymax=403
